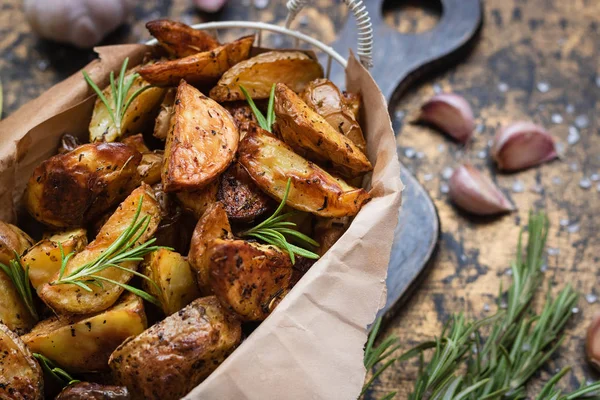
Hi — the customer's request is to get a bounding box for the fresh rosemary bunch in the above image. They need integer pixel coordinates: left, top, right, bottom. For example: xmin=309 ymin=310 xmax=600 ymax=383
xmin=240 ymin=178 xmax=319 ymax=264
xmin=83 ymin=57 xmax=153 ymax=134
xmin=33 ymin=353 xmax=80 ymax=388
xmin=0 ymin=254 xmax=38 ymax=321
xmin=240 ymin=83 xmax=276 ymax=132
xmin=50 ymin=197 xmax=163 ymax=306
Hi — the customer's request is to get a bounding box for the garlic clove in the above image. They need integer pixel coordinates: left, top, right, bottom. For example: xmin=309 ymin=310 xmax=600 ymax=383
xmin=418 ymin=93 xmax=475 ymax=143
xmin=587 ymin=313 xmax=600 ymax=371
xmin=448 ymin=164 xmax=515 ymax=215
xmin=491 ymin=121 xmax=558 ymax=171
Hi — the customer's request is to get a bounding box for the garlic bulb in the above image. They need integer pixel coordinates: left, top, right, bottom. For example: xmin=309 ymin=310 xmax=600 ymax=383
xmin=449 ymin=164 xmax=515 ymax=215
xmin=491 ymin=121 xmax=558 ymax=171
xmin=194 ymin=0 xmax=228 ymax=12
xmin=24 ymin=0 xmax=135 ymax=48
xmin=418 ymin=93 xmax=475 ymax=143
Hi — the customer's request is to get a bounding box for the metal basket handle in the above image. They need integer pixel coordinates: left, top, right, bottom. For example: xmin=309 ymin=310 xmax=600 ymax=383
xmin=285 ymin=0 xmax=373 ymax=68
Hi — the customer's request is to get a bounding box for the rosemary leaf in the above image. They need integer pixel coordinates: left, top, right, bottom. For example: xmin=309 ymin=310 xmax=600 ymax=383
xmin=33 ymin=353 xmax=80 ymax=387
xmin=240 ymin=84 xmax=276 ymax=132
xmin=0 ymin=254 xmax=38 ymax=321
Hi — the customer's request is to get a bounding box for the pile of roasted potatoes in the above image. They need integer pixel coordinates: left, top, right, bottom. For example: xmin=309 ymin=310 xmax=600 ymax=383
xmin=0 ymin=20 xmax=373 ymax=400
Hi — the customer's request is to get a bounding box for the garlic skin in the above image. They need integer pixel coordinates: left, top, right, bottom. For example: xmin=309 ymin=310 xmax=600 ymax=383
xmin=491 ymin=121 xmax=558 ymax=171
xmin=419 ymin=93 xmax=475 ymax=143
xmin=587 ymin=313 xmax=600 ymax=371
xmin=194 ymin=0 xmax=228 ymax=12
xmin=24 ymin=0 xmax=135 ymax=48
xmin=448 ymin=164 xmax=515 ymax=215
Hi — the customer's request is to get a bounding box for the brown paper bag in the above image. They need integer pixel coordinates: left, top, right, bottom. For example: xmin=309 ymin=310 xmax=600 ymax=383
xmin=0 ymin=44 xmax=403 ymax=400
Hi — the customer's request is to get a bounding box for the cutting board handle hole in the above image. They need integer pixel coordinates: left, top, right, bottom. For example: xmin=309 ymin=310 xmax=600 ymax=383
xmin=381 ymin=0 xmax=442 ymax=34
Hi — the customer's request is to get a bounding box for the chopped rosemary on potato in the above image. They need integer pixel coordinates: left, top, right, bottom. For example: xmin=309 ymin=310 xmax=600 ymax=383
xmin=240 ymin=83 xmax=276 ymax=132
xmin=0 ymin=254 xmax=38 ymax=321
xmin=33 ymin=353 xmax=80 ymax=387
xmin=50 ymin=197 xmax=164 ymax=306
xmin=83 ymin=57 xmax=154 ymax=135
xmin=240 ymin=178 xmax=319 ymax=264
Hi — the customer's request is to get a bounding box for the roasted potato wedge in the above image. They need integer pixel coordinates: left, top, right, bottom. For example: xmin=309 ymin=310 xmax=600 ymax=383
xmin=138 ymin=35 xmax=254 ymax=86
xmin=0 ymin=222 xmax=35 ymax=334
xmin=21 ymin=229 xmax=87 ymax=290
xmin=142 ymin=249 xmax=200 ymax=315
xmin=25 ymin=142 xmax=143 ymax=228
xmin=162 ymin=81 xmax=238 ymax=192
xmin=209 ymin=51 xmax=323 ymax=102
xmin=188 ymin=203 xmax=233 ymax=295
xmin=274 ymin=83 xmax=372 ymax=177
xmin=38 ymin=184 xmax=161 ymax=315
xmin=208 ymin=239 xmax=293 ymax=321
xmin=109 ymin=296 xmax=241 ymax=400
xmin=313 ymin=217 xmax=350 ymax=256
xmin=89 ymin=72 xmax=165 ymax=143
xmin=301 ymin=78 xmax=367 ymax=153
xmin=121 ymin=133 xmax=150 ymax=153
xmin=238 ymin=126 xmax=371 ymax=217
xmin=343 ymin=90 xmax=361 ymax=120
xmin=174 ymin=176 xmax=220 ymax=218
xmin=146 ymin=19 xmax=219 ymax=57
xmin=138 ymin=151 xmax=163 ymax=185
xmin=22 ymin=293 xmax=147 ymax=373
xmin=56 ymin=382 xmax=130 ymax=400
xmin=217 ymin=161 xmax=273 ymax=222
xmin=153 ymin=88 xmax=175 ymax=140
xmin=0 ymin=323 xmax=43 ymax=400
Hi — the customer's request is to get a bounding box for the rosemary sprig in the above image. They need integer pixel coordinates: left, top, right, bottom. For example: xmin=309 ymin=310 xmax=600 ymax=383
xmin=240 ymin=83 xmax=276 ymax=132
xmin=33 ymin=353 xmax=80 ymax=388
xmin=83 ymin=57 xmax=153 ymax=134
xmin=0 ymin=253 xmax=38 ymax=321
xmin=50 ymin=197 xmax=163 ymax=306
xmin=536 ymin=367 xmax=600 ymax=400
xmin=240 ymin=178 xmax=319 ymax=264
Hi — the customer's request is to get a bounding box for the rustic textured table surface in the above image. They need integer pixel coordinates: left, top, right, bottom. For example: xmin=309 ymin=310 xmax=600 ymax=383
xmin=1 ymin=0 xmax=598 ymax=397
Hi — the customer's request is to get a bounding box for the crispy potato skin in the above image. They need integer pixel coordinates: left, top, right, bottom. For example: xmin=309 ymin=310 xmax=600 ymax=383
xmin=208 ymin=239 xmax=292 ymax=321
xmin=162 ymin=81 xmax=238 ymax=192
xmin=209 ymin=51 xmax=323 ymax=102
xmin=301 ymin=79 xmax=367 ymax=153
xmin=274 ymin=83 xmax=372 ymax=177
xmin=21 ymin=294 xmax=147 ymax=373
xmin=146 ymin=19 xmax=219 ymax=57
xmin=342 ymin=91 xmax=361 ymax=120
xmin=56 ymin=382 xmax=130 ymax=400
xmin=21 ymin=229 xmax=87 ymax=290
xmin=238 ymin=126 xmax=371 ymax=217
xmin=120 ymin=133 xmax=150 ymax=153
xmin=222 ymin=102 xmax=257 ymax=129
xmin=142 ymin=249 xmax=200 ymax=315
xmin=188 ymin=203 xmax=233 ymax=295
xmin=0 ymin=223 xmax=35 ymax=334
xmin=89 ymin=73 xmax=165 ymax=143
xmin=0 ymin=323 xmax=43 ymax=400
xmin=138 ymin=151 xmax=163 ymax=185
xmin=38 ymin=185 xmax=161 ymax=315
xmin=138 ymin=36 xmax=254 ymax=86
xmin=153 ymin=88 xmax=175 ymax=140
xmin=217 ymin=162 xmax=273 ymax=222
xmin=25 ymin=143 xmax=143 ymax=228
xmin=174 ymin=177 xmax=219 ymax=219
xmin=109 ymin=296 xmax=241 ymax=400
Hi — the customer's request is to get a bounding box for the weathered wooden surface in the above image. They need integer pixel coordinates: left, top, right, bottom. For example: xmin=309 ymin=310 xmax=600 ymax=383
xmin=1 ymin=0 xmax=598 ymax=397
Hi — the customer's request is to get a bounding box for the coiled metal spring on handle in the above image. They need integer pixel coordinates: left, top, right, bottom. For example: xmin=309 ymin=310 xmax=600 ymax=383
xmin=285 ymin=0 xmax=373 ymax=68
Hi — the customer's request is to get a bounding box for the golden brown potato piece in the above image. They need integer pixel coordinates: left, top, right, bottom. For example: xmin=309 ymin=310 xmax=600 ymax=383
xmin=313 ymin=217 xmax=350 ymax=256
xmin=162 ymin=81 xmax=238 ymax=192
xmin=301 ymin=78 xmax=367 ymax=153
xmin=89 ymin=72 xmax=165 ymax=143
xmin=138 ymin=151 xmax=163 ymax=185
xmin=153 ymin=88 xmax=175 ymax=140
xmin=208 ymin=239 xmax=292 ymax=321
xmin=142 ymin=249 xmax=200 ymax=315
xmin=57 ymin=134 xmax=82 ymax=154
xmin=0 ymin=323 xmax=43 ymax=400
xmin=0 ymin=222 xmax=35 ymax=334
xmin=274 ymin=83 xmax=372 ymax=177
xmin=209 ymin=51 xmax=324 ymax=102
xmin=38 ymin=184 xmax=161 ymax=315
xmin=343 ymin=90 xmax=361 ymax=120
xmin=146 ymin=19 xmax=219 ymax=57
xmin=174 ymin=177 xmax=220 ymax=219
xmin=222 ymin=101 xmax=257 ymax=129
xmin=238 ymin=126 xmax=371 ymax=217
xmin=188 ymin=203 xmax=233 ymax=295
xmin=22 ymin=293 xmax=147 ymax=373
xmin=25 ymin=143 xmax=143 ymax=228
xmin=21 ymin=229 xmax=87 ymax=290
xmin=138 ymin=35 xmax=254 ymax=86
xmin=56 ymin=382 xmax=130 ymax=400
xmin=217 ymin=161 xmax=273 ymax=222
xmin=109 ymin=296 xmax=241 ymax=400
xmin=151 ymin=183 xmax=195 ymax=254
xmin=121 ymin=133 xmax=150 ymax=153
